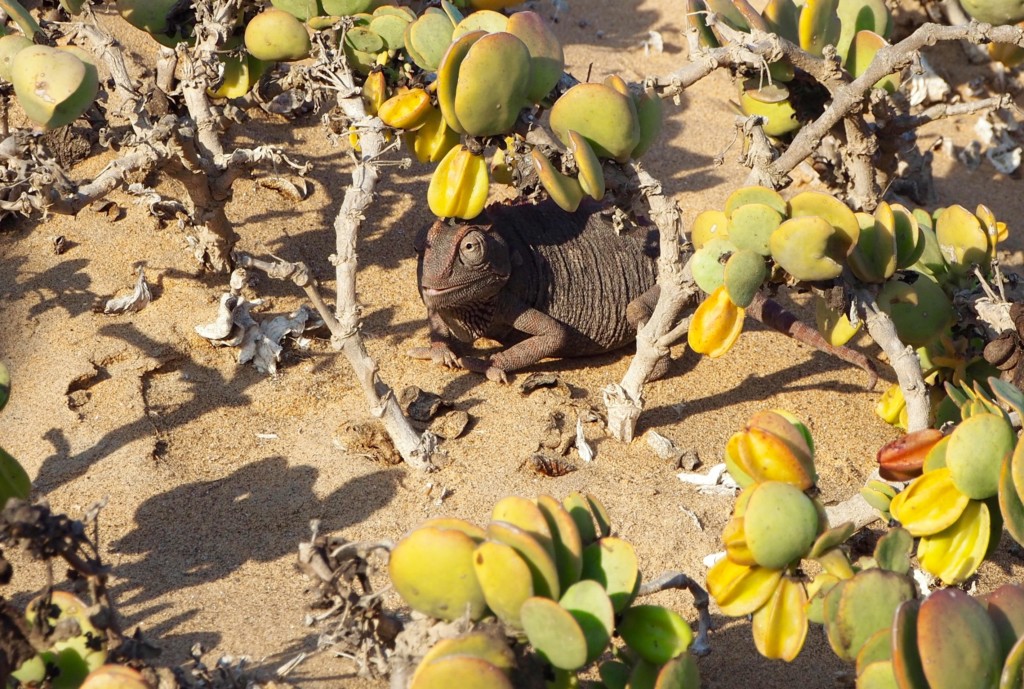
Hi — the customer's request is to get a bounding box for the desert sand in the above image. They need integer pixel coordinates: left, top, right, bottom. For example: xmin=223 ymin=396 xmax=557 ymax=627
xmin=1 ymin=1 xmax=1022 ymax=687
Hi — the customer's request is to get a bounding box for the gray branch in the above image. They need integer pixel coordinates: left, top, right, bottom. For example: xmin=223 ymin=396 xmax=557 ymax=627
xmin=603 ymin=166 xmax=700 ymax=442
xmin=854 ymin=289 xmax=929 ymax=432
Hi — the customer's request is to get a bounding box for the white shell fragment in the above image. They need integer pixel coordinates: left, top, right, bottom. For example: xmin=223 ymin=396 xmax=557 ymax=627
xmin=101 ymin=267 xmax=152 ymax=314
xmin=908 ymin=55 xmax=950 ymax=107
xmin=644 ymin=31 xmax=664 ymax=56
xmin=576 ymin=418 xmax=595 ymax=462
xmin=677 ymin=463 xmax=739 ymax=495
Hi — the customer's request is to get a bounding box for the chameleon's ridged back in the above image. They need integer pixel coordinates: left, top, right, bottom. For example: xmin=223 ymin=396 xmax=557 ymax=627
xmin=487 ymin=200 xmax=658 ymax=354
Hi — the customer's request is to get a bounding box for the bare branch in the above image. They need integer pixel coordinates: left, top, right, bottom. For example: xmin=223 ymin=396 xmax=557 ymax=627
xmin=604 ymin=166 xmax=701 ymax=442
xmin=763 ymin=21 xmax=1024 ymax=184
xmin=892 ymin=94 xmax=1017 ymax=132
xmin=854 ymin=288 xmax=929 ymax=432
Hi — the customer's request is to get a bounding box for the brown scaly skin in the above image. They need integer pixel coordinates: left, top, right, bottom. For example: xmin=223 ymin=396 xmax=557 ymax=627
xmin=411 ymin=199 xmax=877 ymax=386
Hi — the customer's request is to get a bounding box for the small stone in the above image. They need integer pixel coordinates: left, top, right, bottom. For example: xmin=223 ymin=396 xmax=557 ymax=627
xmin=400 ymin=386 xmax=448 ymax=422
xmin=429 ymin=410 xmax=470 ymax=440
xmin=520 ymin=372 xmax=571 ymax=397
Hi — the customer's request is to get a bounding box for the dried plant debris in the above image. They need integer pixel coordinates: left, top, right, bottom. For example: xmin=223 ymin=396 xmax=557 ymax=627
xmin=521 ymin=453 xmax=578 ymax=477
xmin=646 ymin=430 xmax=682 ymax=461
xmin=538 ymin=410 xmax=572 ymax=454
xmin=428 ymin=410 xmax=470 ymax=440
xmin=174 ymin=646 xmax=284 ymax=689
xmin=196 ymin=297 xmax=323 ymax=374
xmin=126 ymin=183 xmax=188 ymax=222
xmin=90 ymin=199 xmax=124 ymax=221
xmin=334 ymin=420 xmax=402 ymax=464
xmin=293 ymin=522 xmax=399 ymax=680
xmin=975 ymin=114 xmax=1022 ymax=175
xmin=258 ymin=176 xmax=312 ymax=202
xmin=98 ymin=267 xmax=152 ymax=314
xmin=240 ymin=305 xmax=321 ymax=374
xmin=643 ymin=30 xmax=664 ymax=55
xmin=196 ymin=294 xmax=253 ymax=343
xmin=399 ymin=386 xmax=449 ymax=423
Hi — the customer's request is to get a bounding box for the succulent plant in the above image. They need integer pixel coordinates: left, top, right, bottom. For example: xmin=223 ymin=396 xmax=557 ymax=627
xmin=13 ymin=591 xmax=109 ymax=689
xmin=506 ymin=11 xmax=564 ymax=103
xmin=875 ymin=427 xmax=943 ymax=482
xmin=410 ymin=655 xmax=514 ymax=689
xmin=244 ymin=8 xmax=311 ymax=62
xmin=531 ymin=149 xmax=584 ymax=213
xmin=691 ymin=237 xmax=737 ymax=294
xmin=405 ymin=9 xmax=456 ymax=72
xmin=815 ymin=294 xmax=861 ymax=346
xmin=116 ymin=0 xmax=191 ymax=47
xmin=688 ymin=284 xmax=745 ymax=358
xmin=395 ymin=494 xmax=699 ymax=687
xmin=378 ymin=87 xmax=432 ymax=130
xmin=742 ymin=481 xmax=821 ymax=569
xmin=427 ymin=144 xmax=490 ymax=219
xmin=960 ymin=0 xmax=1024 ymax=24
xmin=874 ymin=387 xmax=1023 ymax=585
xmin=272 ymin=0 xmax=324 ymax=21
xmin=403 ymin=107 xmax=461 ymax=163
xmin=738 ymin=81 xmax=801 ymax=137
xmin=208 ymin=53 xmax=266 ymax=100
xmin=694 ymin=0 xmax=896 ymax=135
xmin=389 ymin=525 xmax=487 ymax=621
xmin=79 ymin=666 xmax=153 ymax=689
xmin=875 ymin=277 xmax=954 ymax=347
xmin=549 ymin=83 xmax=641 ymax=163
xmin=11 ymin=45 xmax=98 ymax=130
xmin=0 ymin=34 xmax=32 ymax=82
xmin=724 ymin=409 xmax=817 ymax=489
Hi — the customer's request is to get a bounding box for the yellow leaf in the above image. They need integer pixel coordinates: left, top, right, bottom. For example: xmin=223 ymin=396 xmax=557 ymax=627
xmin=752 ymin=576 xmax=809 ymax=661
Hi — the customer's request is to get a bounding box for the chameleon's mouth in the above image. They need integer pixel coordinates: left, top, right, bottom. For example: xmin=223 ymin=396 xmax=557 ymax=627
xmin=421 ymin=285 xmax=461 ymax=297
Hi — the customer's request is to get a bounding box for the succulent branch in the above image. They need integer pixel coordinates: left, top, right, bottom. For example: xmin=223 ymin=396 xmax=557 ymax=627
xmin=604 ymin=166 xmax=699 ymax=443
xmin=855 ymin=289 xmax=930 ymax=432
xmin=765 ymin=21 xmax=1024 ymax=185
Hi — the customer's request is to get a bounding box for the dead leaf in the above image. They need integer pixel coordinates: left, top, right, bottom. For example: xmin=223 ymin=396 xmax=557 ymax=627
xmin=259 ymin=176 xmax=312 ymax=202
xmin=100 ymin=267 xmax=152 ymax=314
xmin=333 ymin=421 xmax=401 ymax=465
xmin=522 ymin=453 xmax=577 ymax=477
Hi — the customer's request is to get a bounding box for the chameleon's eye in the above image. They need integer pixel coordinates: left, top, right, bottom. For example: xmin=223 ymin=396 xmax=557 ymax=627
xmin=460 ymin=231 xmax=486 ymax=266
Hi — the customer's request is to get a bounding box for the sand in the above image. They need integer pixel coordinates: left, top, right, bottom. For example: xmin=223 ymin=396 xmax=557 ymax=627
xmin=1 ymin=1 xmax=1022 ymax=687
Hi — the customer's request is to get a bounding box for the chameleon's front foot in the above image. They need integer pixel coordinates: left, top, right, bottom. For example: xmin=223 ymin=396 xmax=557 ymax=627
xmin=458 ymin=356 xmax=509 ymax=383
xmin=408 ymin=342 xmax=462 ymax=369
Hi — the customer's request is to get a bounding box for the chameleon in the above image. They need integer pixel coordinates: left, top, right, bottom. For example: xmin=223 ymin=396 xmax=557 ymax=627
xmin=411 ymin=199 xmax=877 ymax=385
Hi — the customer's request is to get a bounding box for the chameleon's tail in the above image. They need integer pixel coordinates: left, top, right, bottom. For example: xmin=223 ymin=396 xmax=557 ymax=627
xmin=746 ymin=292 xmax=879 ymax=390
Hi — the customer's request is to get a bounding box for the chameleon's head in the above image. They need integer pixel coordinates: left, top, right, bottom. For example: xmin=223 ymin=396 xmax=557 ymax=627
xmin=416 ymin=219 xmax=512 ymax=308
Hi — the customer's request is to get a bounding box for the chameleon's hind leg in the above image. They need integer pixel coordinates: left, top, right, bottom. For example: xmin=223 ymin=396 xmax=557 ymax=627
xmin=626 ymin=285 xmax=673 ymax=380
